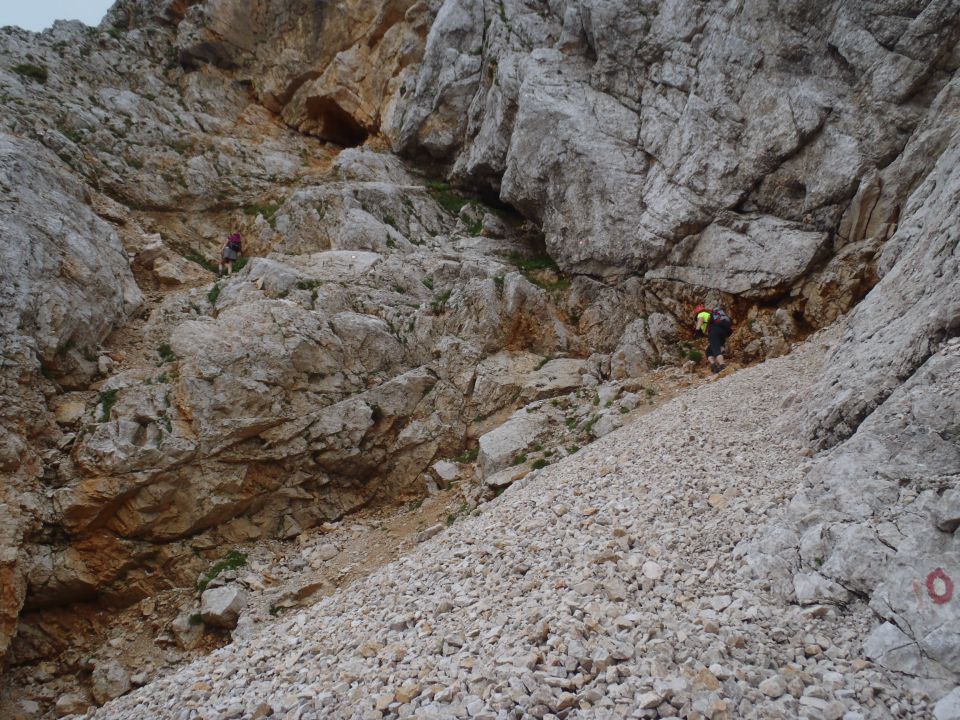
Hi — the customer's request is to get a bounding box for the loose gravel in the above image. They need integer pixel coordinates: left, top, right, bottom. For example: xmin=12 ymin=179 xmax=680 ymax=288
xmin=90 ymin=336 xmax=921 ymax=719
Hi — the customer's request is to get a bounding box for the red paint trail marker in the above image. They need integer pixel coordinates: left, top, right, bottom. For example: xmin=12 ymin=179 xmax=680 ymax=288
xmin=926 ymin=568 xmax=954 ymax=605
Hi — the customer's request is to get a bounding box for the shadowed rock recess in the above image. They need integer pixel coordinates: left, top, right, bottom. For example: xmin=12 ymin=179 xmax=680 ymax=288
xmin=0 ymin=0 xmax=958 ymax=717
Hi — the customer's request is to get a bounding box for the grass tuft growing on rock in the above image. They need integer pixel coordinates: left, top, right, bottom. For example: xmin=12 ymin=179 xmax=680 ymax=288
xmin=12 ymin=63 xmax=48 ymax=83
xmin=99 ymin=389 xmax=119 ymax=422
xmin=455 ymin=447 xmax=479 ymax=463
xmin=184 ymin=250 xmax=215 ymax=273
xmin=431 ymin=289 xmax=452 ymax=314
xmin=197 ymin=550 xmax=247 ymax=593
xmin=507 ymin=252 xmax=569 ymax=291
xmin=244 ymin=203 xmax=281 ymax=229
xmin=426 ymin=181 xmax=470 ymax=215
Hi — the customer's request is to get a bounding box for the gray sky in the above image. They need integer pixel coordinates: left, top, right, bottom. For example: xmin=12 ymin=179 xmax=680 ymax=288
xmin=1 ymin=1 xmax=115 ymax=32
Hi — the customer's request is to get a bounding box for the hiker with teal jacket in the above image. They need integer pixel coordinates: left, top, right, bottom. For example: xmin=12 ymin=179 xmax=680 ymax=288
xmin=219 ymin=233 xmax=242 ymax=276
xmin=694 ymin=304 xmax=733 ymax=374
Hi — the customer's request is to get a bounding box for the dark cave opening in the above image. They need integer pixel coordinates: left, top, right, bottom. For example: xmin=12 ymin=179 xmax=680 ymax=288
xmin=305 ymin=97 xmax=370 ymax=148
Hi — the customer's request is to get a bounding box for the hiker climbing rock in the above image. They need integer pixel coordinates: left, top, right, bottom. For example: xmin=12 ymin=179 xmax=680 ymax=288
xmin=219 ymin=233 xmax=243 ymax=276
xmin=694 ymin=304 xmax=733 ymax=374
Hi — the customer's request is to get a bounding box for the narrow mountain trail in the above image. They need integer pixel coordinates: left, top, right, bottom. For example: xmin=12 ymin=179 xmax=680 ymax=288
xmin=89 ymin=330 xmax=922 ymax=720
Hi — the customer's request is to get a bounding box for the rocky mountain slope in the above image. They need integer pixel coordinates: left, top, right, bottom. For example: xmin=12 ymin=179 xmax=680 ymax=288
xmin=81 ymin=333 xmax=936 ymax=720
xmin=0 ymin=0 xmax=958 ymax=717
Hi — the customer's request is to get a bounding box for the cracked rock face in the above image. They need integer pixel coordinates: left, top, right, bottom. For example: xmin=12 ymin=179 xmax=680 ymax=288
xmin=390 ymin=0 xmax=960 ymax=298
xmin=0 ymin=134 xmax=143 ymax=659
xmin=750 ymin=68 xmax=960 ymax=691
xmin=751 ymin=340 xmax=960 ymax=689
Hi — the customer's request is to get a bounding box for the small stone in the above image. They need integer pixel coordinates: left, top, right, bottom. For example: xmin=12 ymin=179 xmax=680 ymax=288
xmin=694 ymin=668 xmax=721 ymax=691
xmin=315 ymin=543 xmax=340 ymax=561
xmin=55 ymin=692 xmax=90 ymax=717
xmin=396 ymin=682 xmax=421 ymax=704
xmin=431 ymin=460 xmax=461 ymax=486
xmin=710 ymin=594 xmax=732 ymax=611
xmin=699 ymin=615 xmax=720 ymax=634
xmin=642 ymin=561 xmax=663 ymax=580
xmin=416 ymin=524 xmax=444 ymax=543
xmin=637 ymin=691 xmax=664 ymax=709
xmin=707 ymin=494 xmax=728 ymax=509
xmin=935 ymin=488 xmax=960 ymax=533
xmin=91 ymin=661 xmax=131 ymax=705
xmin=130 ymin=672 xmax=149 ymax=686
xmin=759 ymin=676 xmax=786 ymax=698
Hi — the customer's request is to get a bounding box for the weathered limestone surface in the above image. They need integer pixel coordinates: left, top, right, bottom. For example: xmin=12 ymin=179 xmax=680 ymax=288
xmin=752 ymin=340 xmax=960 ymax=691
xmin=0 ymin=133 xmax=142 ymax=659
xmin=392 ymin=0 xmax=960 ymax=311
xmin=799 ymin=74 xmax=960 ymax=448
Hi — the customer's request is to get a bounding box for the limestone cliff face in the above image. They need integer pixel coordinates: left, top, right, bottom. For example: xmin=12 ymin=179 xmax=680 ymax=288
xmin=0 ymin=0 xmax=958 ymax=702
xmin=749 ymin=70 xmax=960 ymax=690
xmin=390 ymin=1 xmax=957 ymax=304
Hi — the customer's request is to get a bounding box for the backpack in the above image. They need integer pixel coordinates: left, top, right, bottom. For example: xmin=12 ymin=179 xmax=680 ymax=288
xmin=227 ymin=235 xmax=242 ymax=252
xmin=710 ymin=308 xmax=733 ymax=331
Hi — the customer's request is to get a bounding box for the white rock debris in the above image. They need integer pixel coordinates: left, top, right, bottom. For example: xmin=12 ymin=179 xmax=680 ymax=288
xmin=91 ymin=335 xmax=931 ymax=719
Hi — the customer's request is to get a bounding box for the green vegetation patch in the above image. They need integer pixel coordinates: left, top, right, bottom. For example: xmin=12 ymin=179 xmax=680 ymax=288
xmin=99 ymin=389 xmax=119 ymax=422
xmin=157 ymin=343 xmax=176 ymax=364
xmin=197 ymin=550 xmax=247 ymax=593
xmin=426 ymin=181 xmax=471 ymax=215
xmin=208 ymin=282 xmax=221 ymax=305
xmin=582 ymin=414 xmax=600 ymax=435
xmin=431 ymin=289 xmax=452 ymax=314
xmin=244 ymin=203 xmax=281 ymax=229
xmin=535 ymin=355 xmax=553 ymax=371
xmin=184 ymin=250 xmax=216 ymax=273
xmin=455 ymin=447 xmax=479 ymax=463
xmin=506 ymin=251 xmax=570 ymax=291
xmin=12 ymin=63 xmax=48 ymax=83
xmin=507 ymin=252 xmax=559 ymax=273
xmin=446 ymin=501 xmax=469 ymax=527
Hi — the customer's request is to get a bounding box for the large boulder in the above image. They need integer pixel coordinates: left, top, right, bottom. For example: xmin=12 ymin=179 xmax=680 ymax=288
xmin=799 ymin=74 xmax=960 ymax=448
xmin=200 ymin=585 xmax=247 ymax=629
xmin=749 ymin=67 xmax=960 ymax=698
xmin=90 ymin=661 xmax=131 ymax=705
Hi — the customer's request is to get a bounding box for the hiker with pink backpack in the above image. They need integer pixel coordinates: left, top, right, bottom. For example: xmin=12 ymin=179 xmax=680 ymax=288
xmin=219 ymin=233 xmax=243 ymax=276
xmin=693 ymin=304 xmax=733 ymax=374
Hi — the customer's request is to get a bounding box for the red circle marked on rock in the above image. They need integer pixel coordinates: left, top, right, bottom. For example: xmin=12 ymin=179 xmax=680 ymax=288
xmin=926 ymin=568 xmax=953 ymax=605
